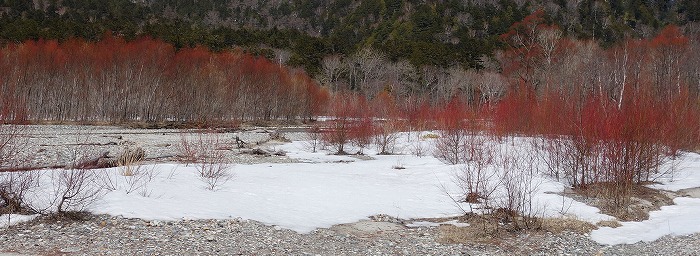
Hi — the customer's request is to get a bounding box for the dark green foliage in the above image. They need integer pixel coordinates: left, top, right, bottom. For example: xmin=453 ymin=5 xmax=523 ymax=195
xmin=0 ymin=0 xmax=695 ymax=74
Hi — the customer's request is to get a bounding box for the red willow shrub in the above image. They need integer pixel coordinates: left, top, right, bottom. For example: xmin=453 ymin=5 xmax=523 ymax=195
xmin=492 ymin=92 xmax=536 ymax=137
xmin=370 ymin=91 xmax=404 ymax=155
xmin=321 ymin=93 xmax=360 ymax=155
xmin=433 ymin=96 xmax=472 ymax=164
xmin=491 ymin=20 xmax=700 ymax=200
xmin=0 ymin=35 xmax=328 ymax=124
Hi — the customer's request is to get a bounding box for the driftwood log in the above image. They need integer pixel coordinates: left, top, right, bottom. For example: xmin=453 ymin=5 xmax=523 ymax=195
xmin=238 ymin=148 xmax=286 ymax=157
xmin=0 ymin=147 xmax=146 ymax=173
xmin=234 ymin=136 xmax=247 ymax=149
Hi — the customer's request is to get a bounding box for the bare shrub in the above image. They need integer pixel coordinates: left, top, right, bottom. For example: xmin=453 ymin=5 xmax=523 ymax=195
xmin=0 ymin=125 xmax=38 ymax=215
xmin=0 ymin=171 xmax=40 ymax=214
xmin=102 ymin=147 xmax=159 ymax=196
xmin=177 ymin=130 xmax=227 ymax=162
xmin=535 ymin=131 xmax=670 ymax=218
xmin=322 ymin=118 xmax=352 ymax=155
xmin=176 ymin=132 xmax=201 ymax=164
xmin=120 ymin=147 xmax=158 ymax=195
xmin=410 ymin=132 xmax=430 ymax=157
xmin=304 ymin=125 xmax=323 ymax=153
xmin=374 ymin=120 xmax=401 ymax=155
xmin=455 ymin=134 xmax=497 ymax=205
xmin=493 ymin=145 xmax=543 ymax=230
xmin=452 ymin=138 xmax=544 ymax=231
xmin=45 ymin=130 xmax=106 ymax=214
xmin=196 ymin=140 xmax=233 ymax=191
xmin=197 ymin=157 xmax=233 ymax=191
xmin=49 ymin=168 xmax=104 ymax=213
xmin=391 ymin=157 xmax=406 ymax=170
xmin=322 ymin=94 xmax=359 ymax=155
xmin=434 ymin=128 xmax=468 ymax=164
xmin=178 ymin=131 xmax=233 ymax=190
xmin=531 ymin=136 xmax=569 ymax=181
xmin=350 ymin=118 xmax=374 ymax=155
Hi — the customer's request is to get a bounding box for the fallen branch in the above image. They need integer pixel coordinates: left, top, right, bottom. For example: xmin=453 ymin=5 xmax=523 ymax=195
xmin=0 ymin=148 xmax=146 ymax=173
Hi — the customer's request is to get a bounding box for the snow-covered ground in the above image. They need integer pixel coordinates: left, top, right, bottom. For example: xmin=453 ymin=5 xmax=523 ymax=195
xmin=590 ymin=153 xmax=700 ymax=245
xmin=2 ymin=131 xmax=700 ymax=246
xmin=0 ymin=214 xmax=37 ymax=229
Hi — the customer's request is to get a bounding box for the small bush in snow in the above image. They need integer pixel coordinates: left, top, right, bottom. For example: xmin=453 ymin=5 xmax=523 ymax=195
xmin=197 ymin=159 xmax=233 ymax=191
xmin=304 ymin=125 xmax=323 ymax=153
xmin=101 ymin=147 xmax=159 ymax=197
xmin=178 ymin=131 xmax=234 ymax=190
xmin=374 ymin=120 xmax=401 ymax=155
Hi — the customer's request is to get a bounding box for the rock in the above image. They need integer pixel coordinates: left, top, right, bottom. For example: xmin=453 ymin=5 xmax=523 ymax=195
xmin=330 ymin=221 xmax=404 ymax=237
xmin=678 ymin=187 xmax=700 ymax=198
xmin=59 ymin=247 xmax=81 ymax=253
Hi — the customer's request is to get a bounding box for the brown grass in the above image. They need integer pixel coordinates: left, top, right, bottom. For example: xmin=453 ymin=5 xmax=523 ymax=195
xmin=421 ymin=133 xmax=440 ymax=139
xmin=573 ymin=183 xmax=673 ymax=221
xmin=439 ymin=213 xmax=600 ymax=245
xmin=540 ymin=217 xmax=596 ymax=234
xmin=438 ymin=214 xmax=515 ymax=244
xmin=596 ymin=220 xmax=622 ymax=228
xmin=440 ymin=223 xmax=507 ymax=245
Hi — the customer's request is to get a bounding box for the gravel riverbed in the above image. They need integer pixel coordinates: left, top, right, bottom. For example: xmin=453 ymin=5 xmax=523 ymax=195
xmin=1 ymin=214 xmax=699 ymax=255
xmin=11 ymin=125 xmax=305 ymax=167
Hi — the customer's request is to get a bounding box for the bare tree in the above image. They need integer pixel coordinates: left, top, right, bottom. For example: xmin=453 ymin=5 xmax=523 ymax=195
xmin=536 ymin=26 xmax=563 ymax=93
xmin=348 ymin=48 xmax=388 ymax=95
xmin=319 ymin=55 xmax=346 ymax=91
xmin=477 ymin=72 xmax=507 ymax=106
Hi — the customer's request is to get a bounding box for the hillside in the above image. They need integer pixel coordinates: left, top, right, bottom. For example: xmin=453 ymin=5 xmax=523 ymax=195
xmin=1 ymin=0 xmax=698 ymax=73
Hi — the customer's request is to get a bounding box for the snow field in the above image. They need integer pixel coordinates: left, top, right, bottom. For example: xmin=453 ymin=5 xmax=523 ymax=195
xmin=2 ymin=132 xmax=700 ymax=246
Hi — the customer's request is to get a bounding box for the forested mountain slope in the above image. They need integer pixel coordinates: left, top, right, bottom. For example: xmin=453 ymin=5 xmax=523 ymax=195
xmin=1 ymin=0 xmax=698 ymax=73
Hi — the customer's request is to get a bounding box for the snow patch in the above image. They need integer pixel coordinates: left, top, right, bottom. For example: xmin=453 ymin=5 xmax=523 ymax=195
xmin=0 ymin=214 xmax=38 ymax=228
xmin=406 ymin=220 xmax=470 ymax=228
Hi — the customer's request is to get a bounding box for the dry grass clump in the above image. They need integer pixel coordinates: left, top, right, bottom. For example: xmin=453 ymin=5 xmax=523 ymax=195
xmin=438 ymin=214 xmax=510 ymax=244
xmin=574 ymin=183 xmax=673 ymax=221
xmin=440 ymin=224 xmax=505 ymax=244
xmin=596 ymin=220 xmax=622 ymax=228
xmin=540 ymin=217 xmax=596 ymax=234
xmin=421 ymin=133 xmax=440 ymax=139
xmin=440 ymin=213 xmax=603 ymax=245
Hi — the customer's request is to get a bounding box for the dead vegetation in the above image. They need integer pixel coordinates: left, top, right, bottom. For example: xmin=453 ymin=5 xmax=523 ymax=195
xmin=438 ymin=213 xmax=597 ymax=245
xmin=572 ymin=183 xmax=674 ymax=221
